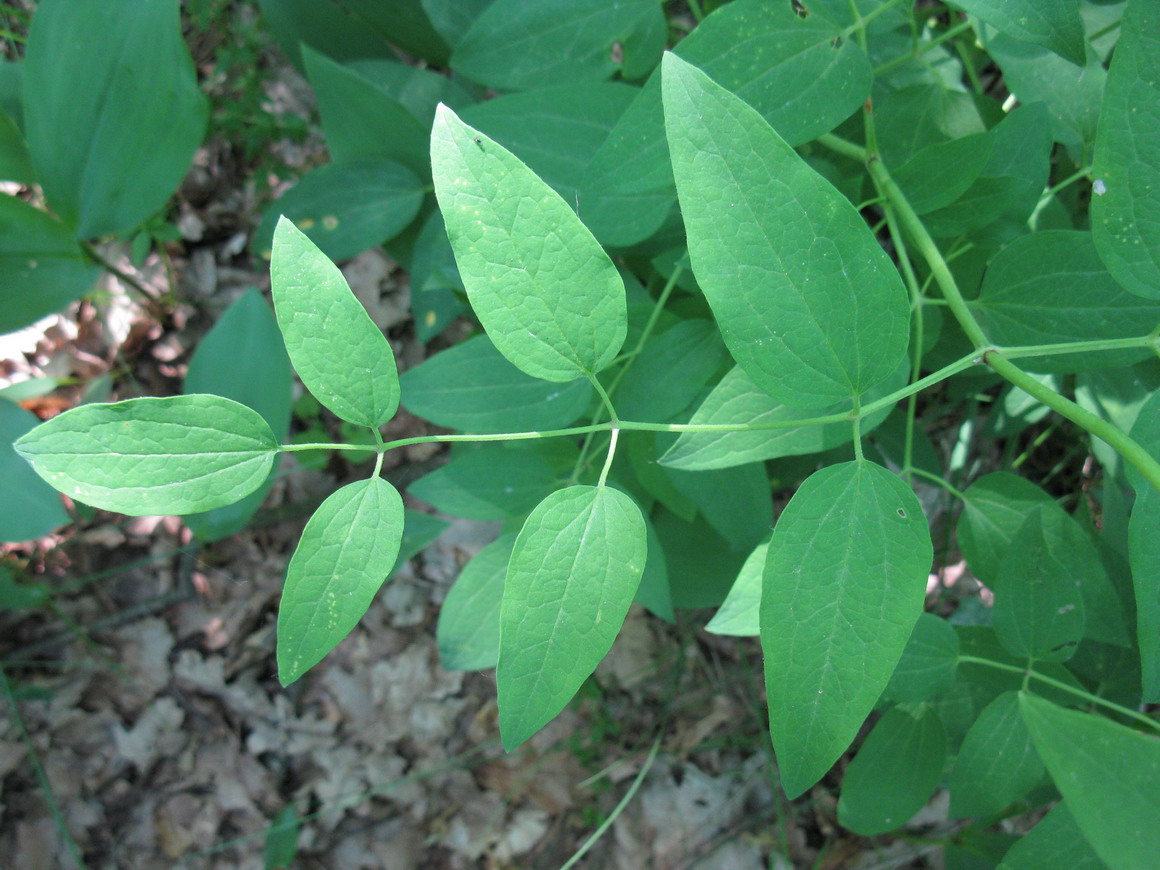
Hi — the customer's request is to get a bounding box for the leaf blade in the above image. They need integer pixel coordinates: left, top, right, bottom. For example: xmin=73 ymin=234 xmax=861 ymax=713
xmin=497 ymin=485 xmax=647 ymax=749
xmin=761 ymin=460 xmax=932 ymax=798
xmin=431 ymin=105 xmax=627 ymax=382
xmin=14 ymin=396 xmax=277 ymax=515
xmin=277 ymin=477 xmax=405 ymax=684
xmin=270 ymin=217 xmax=400 ymax=428
xmin=661 ymin=53 xmax=908 ymax=407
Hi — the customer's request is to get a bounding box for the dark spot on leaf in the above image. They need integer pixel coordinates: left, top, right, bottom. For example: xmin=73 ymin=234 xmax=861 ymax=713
xmin=791 ymin=0 xmax=809 ymax=19
xmin=831 ymin=35 xmax=842 ymax=49
xmin=897 ymin=508 xmax=906 ymax=518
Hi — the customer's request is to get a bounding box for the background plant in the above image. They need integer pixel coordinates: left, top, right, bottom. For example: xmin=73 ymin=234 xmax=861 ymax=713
xmin=5 ymin=0 xmax=1160 ymax=867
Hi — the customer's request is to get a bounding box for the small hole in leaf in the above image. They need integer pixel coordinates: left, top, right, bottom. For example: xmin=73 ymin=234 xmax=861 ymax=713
xmin=897 ymin=508 xmax=906 ymax=518
xmin=791 ymin=0 xmax=809 ymax=18
xmin=610 ymin=41 xmax=624 ymax=65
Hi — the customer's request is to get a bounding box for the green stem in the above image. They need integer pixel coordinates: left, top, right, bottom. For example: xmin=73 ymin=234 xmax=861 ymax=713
xmin=371 ymin=427 xmax=385 ymax=478
xmin=959 ymin=655 xmax=1160 ymax=734
xmin=863 ymin=146 xmax=1160 ymax=491
xmin=598 ymin=426 xmax=620 ymax=487
xmin=985 ymin=351 xmax=1160 ymax=492
xmin=587 ymin=374 xmax=618 ymax=424
xmin=872 ymin=19 xmax=975 ymax=77
xmin=0 ymin=664 xmax=88 ymax=868
xmin=559 ymin=735 xmax=662 ymax=870
xmin=907 ymin=466 xmax=967 ymax=501
xmin=865 ymin=157 xmax=990 ymax=348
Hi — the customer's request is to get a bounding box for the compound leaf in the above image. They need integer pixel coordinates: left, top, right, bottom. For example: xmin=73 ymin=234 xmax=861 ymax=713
xmin=270 ymin=217 xmax=400 ymax=428
xmin=662 ymin=53 xmax=909 ymax=408
xmin=431 ymin=105 xmax=627 ymax=382
xmin=1091 ymin=0 xmax=1160 ymax=298
xmin=14 ymin=396 xmax=277 ymax=515
xmin=762 ymin=460 xmax=932 ymax=798
xmin=1020 ymin=693 xmax=1160 ymax=870
xmin=277 ymin=477 xmax=404 ymax=684
xmin=498 ymin=485 xmax=646 ymax=749
xmin=23 ymin=0 xmax=207 ymax=237
xmin=949 ymin=691 xmax=1045 ymax=818
xmin=838 ymin=706 xmax=946 ymax=836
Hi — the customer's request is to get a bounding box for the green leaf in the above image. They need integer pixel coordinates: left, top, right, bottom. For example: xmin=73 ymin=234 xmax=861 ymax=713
xmin=958 ymin=472 xmax=1055 ymax=586
xmin=409 ymin=445 xmax=560 ymax=521
xmin=704 ymin=539 xmax=768 ymax=637
xmin=959 ymin=473 xmax=1128 ymax=647
xmin=302 ymin=48 xmax=431 ymax=178
xmin=0 ymin=565 xmax=51 ymax=611
xmin=893 ymin=132 xmax=993 ymax=214
xmin=585 ymin=0 xmax=872 ymax=203
xmin=460 ymin=83 xmax=638 ymax=206
xmin=399 ymin=334 xmax=593 ymax=433
xmin=973 ymin=231 xmax=1160 ymax=373
xmin=431 ymin=105 xmax=628 ymax=382
xmin=665 ymin=460 xmax=771 ymax=553
xmin=920 ymin=103 xmax=1053 ymax=238
xmin=422 ymin=0 xmax=491 ymax=51
xmin=497 ymin=485 xmax=647 ymax=749
xmin=882 ymin=613 xmax=960 ymax=704
xmin=634 ymin=514 xmax=673 ymax=623
xmin=451 ymin=0 xmax=666 ymax=91
xmin=660 ymin=361 xmax=904 ymax=471
xmin=263 ymin=806 xmax=299 ymax=870
xmin=992 ymin=507 xmax=1086 ymax=662
xmin=997 ymin=803 xmax=1106 ymax=870
xmin=0 ymin=108 xmax=34 ymax=184
xmin=872 ymin=84 xmax=986 ymax=168
xmin=346 ymin=58 xmax=474 ymax=129
xmin=437 ymin=533 xmax=515 ymax=671
xmin=1091 ymin=0 xmax=1160 ymax=299
xmin=837 ymin=706 xmax=947 ymax=836
xmin=951 ymin=0 xmax=1086 ymax=65
xmin=662 ymin=54 xmax=909 ymax=408
xmin=270 ymin=217 xmax=400 ymax=428
xmin=392 ymin=509 xmax=451 ymax=576
xmin=257 ymin=160 xmax=424 ymax=262
xmin=0 ymin=399 xmax=68 ymax=542
xmin=23 ymin=0 xmax=207 ymax=237
xmin=653 ymin=505 xmax=748 ymax=609
xmin=0 ymin=194 xmax=100 ymax=334
xmin=762 ymin=460 xmax=932 ymax=798
xmin=277 ymin=477 xmax=404 ymax=685
xmin=14 ymin=396 xmax=277 ymax=515
xmin=949 ymin=692 xmax=1045 ymax=818
xmin=615 ymin=320 xmax=728 ymax=422
xmin=986 ymin=35 xmax=1104 ymax=156
xmin=1020 ymin=693 xmax=1160 ymax=870
xmin=1130 ymin=486 xmax=1160 ymax=701
xmin=184 ymin=289 xmax=292 ymax=541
